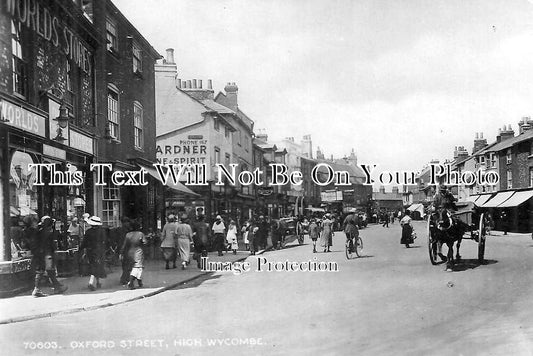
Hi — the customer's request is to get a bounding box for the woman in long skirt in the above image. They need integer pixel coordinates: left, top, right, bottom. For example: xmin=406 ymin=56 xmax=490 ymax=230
xmin=227 ymin=220 xmax=238 ymax=254
xmin=81 ymin=216 xmax=107 ymax=291
xmin=176 ymin=215 xmax=193 ymax=269
xmin=320 ymin=214 xmax=333 ymax=252
xmin=123 ymin=220 xmax=147 ymax=289
xmin=400 ymin=210 xmax=414 ymax=248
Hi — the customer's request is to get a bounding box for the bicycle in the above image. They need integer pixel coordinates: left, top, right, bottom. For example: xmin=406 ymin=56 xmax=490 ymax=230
xmin=345 ymin=232 xmax=363 ymax=259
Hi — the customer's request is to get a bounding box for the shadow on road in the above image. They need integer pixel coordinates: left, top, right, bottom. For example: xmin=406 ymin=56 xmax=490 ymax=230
xmin=449 ymin=258 xmax=498 ymax=272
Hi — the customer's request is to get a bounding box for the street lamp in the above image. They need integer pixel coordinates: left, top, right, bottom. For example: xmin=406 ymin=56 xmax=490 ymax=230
xmin=53 ymin=102 xmax=69 ymax=142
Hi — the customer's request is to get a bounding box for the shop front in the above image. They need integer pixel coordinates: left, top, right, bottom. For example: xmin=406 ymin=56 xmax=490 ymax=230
xmin=0 ymin=96 xmax=95 ymax=296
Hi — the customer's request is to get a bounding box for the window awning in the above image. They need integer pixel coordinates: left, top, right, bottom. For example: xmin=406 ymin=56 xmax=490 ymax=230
xmin=465 ymin=195 xmax=478 ymax=202
xmin=473 ymin=194 xmax=493 ymax=206
xmin=139 ymin=164 xmax=200 ymax=197
xmin=497 ymin=190 xmax=533 ymax=208
xmin=479 ymin=191 xmax=514 ymax=208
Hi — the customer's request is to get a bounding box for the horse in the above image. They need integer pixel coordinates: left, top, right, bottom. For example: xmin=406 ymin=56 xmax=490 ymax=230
xmin=430 ymin=208 xmax=469 ymax=271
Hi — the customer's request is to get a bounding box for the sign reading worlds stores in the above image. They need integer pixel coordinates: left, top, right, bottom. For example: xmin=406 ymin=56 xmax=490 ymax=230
xmin=156 ymin=134 xmax=209 ymax=165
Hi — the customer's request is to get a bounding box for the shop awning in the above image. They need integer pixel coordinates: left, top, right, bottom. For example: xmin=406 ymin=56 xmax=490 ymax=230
xmin=479 ymin=191 xmax=514 ymax=208
xmin=139 ymin=164 xmax=200 ymax=197
xmin=497 ymin=190 xmax=533 ymax=208
xmin=465 ymin=195 xmax=478 ymax=202
xmin=473 ymin=194 xmax=493 ymax=206
xmin=305 ymin=207 xmax=325 ymax=213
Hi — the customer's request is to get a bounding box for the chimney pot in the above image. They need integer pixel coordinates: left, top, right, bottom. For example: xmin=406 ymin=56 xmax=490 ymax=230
xmin=187 ymin=80 xmax=192 ymax=88
xmin=165 ymin=48 xmax=175 ymax=64
xmin=193 ymin=79 xmax=197 ymax=89
xmin=198 ymin=79 xmax=203 ymax=89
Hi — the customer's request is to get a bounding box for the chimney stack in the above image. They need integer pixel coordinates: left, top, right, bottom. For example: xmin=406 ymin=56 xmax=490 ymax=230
xmin=472 ymin=132 xmax=487 ymax=153
xmin=165 ymin=48 xmax=175 ymax=64
xmin=224 ymin=82 xmax=239 ymax=111
xmin=518 ymin=116 xmax=533 ymax=134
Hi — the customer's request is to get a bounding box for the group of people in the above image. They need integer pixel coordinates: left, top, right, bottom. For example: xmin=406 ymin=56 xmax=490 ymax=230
xmin=307 ymin=213 xmax=335 ymax=253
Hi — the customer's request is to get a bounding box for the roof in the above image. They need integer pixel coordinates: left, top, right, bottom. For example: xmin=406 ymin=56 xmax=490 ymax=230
xmin=485 ymin=130 xmax=533 ymax=153
xmin=200 ymin=99 xmax=236 ymax=115
xmin=253 ymin=138 xmax=277 ymax=151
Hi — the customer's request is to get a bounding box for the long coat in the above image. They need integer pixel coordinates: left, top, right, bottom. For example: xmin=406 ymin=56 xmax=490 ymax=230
xmin=81 ymin=226 xmax=107 ymax=278
xmin=123 ymin=231 xmax=146 ymax=268
xmin=320 ymin=219 xmax=333 ymax=247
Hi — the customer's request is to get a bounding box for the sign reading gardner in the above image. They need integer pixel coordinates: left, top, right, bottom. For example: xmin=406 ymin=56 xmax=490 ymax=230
xmin=156 ymin=134 xmax=208 ymax=165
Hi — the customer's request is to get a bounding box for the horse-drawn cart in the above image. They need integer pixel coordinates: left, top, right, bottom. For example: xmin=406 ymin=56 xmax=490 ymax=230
xmin=427 ymin=201 xmax=487 ymax=268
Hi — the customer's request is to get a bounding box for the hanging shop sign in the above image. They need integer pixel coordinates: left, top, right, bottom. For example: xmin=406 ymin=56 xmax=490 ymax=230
xmin=258 ymin=187 xmax=274 ymax=196
xmin=69 ymin=129 xmax=94 ymax=155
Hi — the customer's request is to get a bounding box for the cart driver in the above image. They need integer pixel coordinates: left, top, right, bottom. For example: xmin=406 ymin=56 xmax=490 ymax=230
xmin=432 ymin=185 xmax=458 ymax=212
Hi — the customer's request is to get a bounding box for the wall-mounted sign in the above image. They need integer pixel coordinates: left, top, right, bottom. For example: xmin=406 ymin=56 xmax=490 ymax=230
xmin=69 ymin=130 xmax=94 ymax=155
xmin=258 ymin=187 xmax=274 ymax=196
xmin=43 ymin=144 xmax=66 ymax=160
xmin=157 ymin=134 xmax=208 ymax=165
xmin=0 ymin=100 xmax=46 ymax=137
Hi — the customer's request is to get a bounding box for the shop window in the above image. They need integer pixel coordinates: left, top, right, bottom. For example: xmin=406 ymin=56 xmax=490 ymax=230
xmin=102 ymin=174 xmax=120 ymax=227
xmin=132 ymin=42 xmax=143 ymax=74
xmin=11 ymin=21 xmax=27 ymax=98
xmin=107 ymin=85 xmax=119 ymax=139
xmin=133 ymin=101 xmax=143 ymax=149
xmin=106 ymin=17 xmax=118 ymax=52
xmin=9 ymin=151 xmax=38 ymax=257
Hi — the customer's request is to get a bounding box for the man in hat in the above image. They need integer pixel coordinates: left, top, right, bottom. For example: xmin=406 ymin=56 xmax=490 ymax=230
xmin=30 ymin=216 xmax=67 ymax=297
xmin=80 ymin=216 xmax=107 ymax=291
xmin=211 ymin=215 xmax=226 ymax=256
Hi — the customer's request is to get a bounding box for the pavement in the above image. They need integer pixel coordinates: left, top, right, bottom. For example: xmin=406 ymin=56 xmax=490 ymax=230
xmin=0 ymin=245 xmax=273 ymax=325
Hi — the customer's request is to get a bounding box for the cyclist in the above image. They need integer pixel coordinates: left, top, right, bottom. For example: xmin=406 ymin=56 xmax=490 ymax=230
xmin=343 ymin=212 xmax=360 ymax=252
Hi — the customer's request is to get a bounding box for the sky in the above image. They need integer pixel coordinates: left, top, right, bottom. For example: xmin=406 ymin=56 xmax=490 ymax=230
xmin=113 ymin=0 xmax=533 ymax=173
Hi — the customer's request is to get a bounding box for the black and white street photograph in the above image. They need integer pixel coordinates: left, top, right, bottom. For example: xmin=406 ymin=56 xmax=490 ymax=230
xmin=1 ymin=0 xmax=533 ymax=355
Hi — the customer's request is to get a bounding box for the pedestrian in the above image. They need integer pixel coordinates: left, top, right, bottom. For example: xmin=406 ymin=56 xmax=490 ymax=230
xmin=242 ymin=220 xmax=251 ymax=251
xmin=160 ymin=215 xmax=178 ymax=269
xmin=212 ymin=215 xmax=226 ymax=256
xmin=111 ymin=217 xmax=132 ymax=285
xmin=122 ymin=220 xmax=147 ymax=289
xmin=500 ymin=210 xmax=508 ymax=235
xmin=192 ymin=215 xmax=210 ymax=268
xmin=382 ymin=212 xmax=389 ymax=228
xmin=67 ymin=217 xmax=81 ymax=249
xmin=226 ymin=220 xmax=238 ymax=254
xmin=270 ymin=219 xmax=281 ymax=250
xmin=390 ymin=212 xmax=395 ymax=224
xmin=80 ymin=216 xmax=107 ymax=291
xmin=320 ymin=214 xmax=334 ymax=252
xmin=257 ymin=216 xmax=269 ymax=250
xmin=176 ymin=215 xmax=193 ymax=269
xmin=30 ymin=216 xmax=67 ymax=297
xmin=400 ymin=210 xmax=414 ymax=248
xmin=308 ymin=219 xmax=319 ymax=253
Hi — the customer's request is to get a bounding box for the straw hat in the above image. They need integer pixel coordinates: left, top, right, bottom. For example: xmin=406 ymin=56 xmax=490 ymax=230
xmin=87 ymin=216 xmax=103 ymax=226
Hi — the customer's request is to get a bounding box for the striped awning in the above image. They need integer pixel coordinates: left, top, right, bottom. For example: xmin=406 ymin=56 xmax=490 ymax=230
xmin=479 ymin=191 xmax=514 ymax=208
xmin=497 ymin=190 xmax=533 ymax=208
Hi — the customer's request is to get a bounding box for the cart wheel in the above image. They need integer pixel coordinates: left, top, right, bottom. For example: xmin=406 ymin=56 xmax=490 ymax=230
xmin=428 ymin=218 xmax=439 ymax=265
xmin=478 ymin=213 xmax=486 ymax=264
